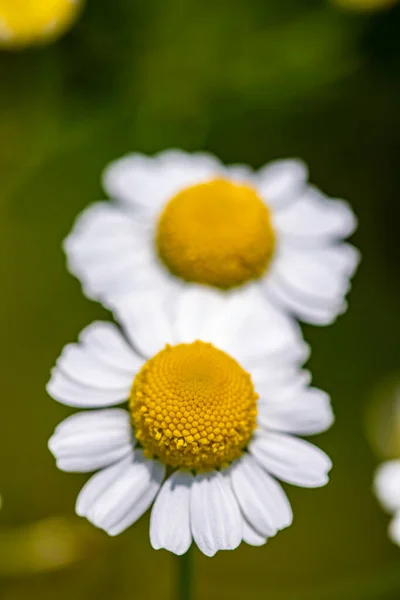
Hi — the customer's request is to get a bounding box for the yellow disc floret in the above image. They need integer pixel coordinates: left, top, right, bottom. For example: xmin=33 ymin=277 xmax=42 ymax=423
xmin=0 ymin=0 xmax=83 ymax=48
xmin=130 ymin=341 xmax=258 ymax=470
xmin=156 ymin=179 xmax=275 ymax=289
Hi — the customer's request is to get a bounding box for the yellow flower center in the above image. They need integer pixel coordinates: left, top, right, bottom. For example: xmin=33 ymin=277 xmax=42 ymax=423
xmin=130 ymin=341 xmax=258 ymax=471
xmin=156 ymin=179 xmax=275 ymax=289
xmin=0 ymin=0 xmax=82 ymax=47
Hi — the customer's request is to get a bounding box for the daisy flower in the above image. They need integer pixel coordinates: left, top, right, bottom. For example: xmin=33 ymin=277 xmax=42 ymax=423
xmin=48 ymin=288 xmax=333 ymax=556
xmin=0 ymin=0 xmax=83 ymax=48
xmin=65 ymin=149 xmax=359 ymax=326
xmin=374 ymin=461 xmax=400 ymax=546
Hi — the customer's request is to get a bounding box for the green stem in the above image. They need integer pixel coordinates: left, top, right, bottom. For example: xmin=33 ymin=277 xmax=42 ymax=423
xmin=177 ymin=546 xmax=193 ymax=600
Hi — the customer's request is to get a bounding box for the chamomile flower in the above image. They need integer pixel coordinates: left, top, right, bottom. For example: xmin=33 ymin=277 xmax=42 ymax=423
xmin=0 ymin=0 xmax=83 ymax=48
xmin=374 ymin=461 xmax=400 ymax=546
xmin=65 ymin=149 xmax=359 ymax=326
xmin=48 ymin=288 xmax=333 ymax=556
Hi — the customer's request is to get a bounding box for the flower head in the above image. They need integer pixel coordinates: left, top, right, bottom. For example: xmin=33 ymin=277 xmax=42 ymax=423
xmin=0 ymin=0 xmax=83 ymax=48
xmin=48 ymin=288 xmax=333 ymax=556
xmin=65 ymin=150 xmax=359 ymax=326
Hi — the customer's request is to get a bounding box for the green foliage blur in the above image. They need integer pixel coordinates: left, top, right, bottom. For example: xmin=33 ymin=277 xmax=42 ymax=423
xmin=1 ymin=0 xmax=400 ymax=598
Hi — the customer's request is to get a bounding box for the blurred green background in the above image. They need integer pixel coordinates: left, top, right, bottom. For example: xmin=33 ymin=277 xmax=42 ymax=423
xmin=1 ymin=0 xmax=400 ymax=598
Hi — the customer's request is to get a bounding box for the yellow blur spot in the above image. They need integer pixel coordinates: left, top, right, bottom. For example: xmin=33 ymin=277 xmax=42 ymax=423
xmin=331 ymin=0 xmax=397 ymax=12
xmin=0 ymin=516 xmax=104 ymax=576
xmin=365 ymin=374 xmax=400 ymax=461
xmin=0 ymin=0 xmax=83 ymax=48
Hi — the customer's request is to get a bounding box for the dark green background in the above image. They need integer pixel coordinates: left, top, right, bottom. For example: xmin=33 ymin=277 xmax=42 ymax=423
xmin=1 ymin=0 xmax=400 ymax=598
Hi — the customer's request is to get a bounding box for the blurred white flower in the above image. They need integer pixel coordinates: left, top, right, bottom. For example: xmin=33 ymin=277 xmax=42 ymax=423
xmin=47 ymin=287 xmax=333 ymax=556
xmin=374 ymin=461 xmax=400 ymax=546
xmin=0 ymin=0 xmax=83 ymax=48
xmin=65 ymin=150 xmax=359 ymax=327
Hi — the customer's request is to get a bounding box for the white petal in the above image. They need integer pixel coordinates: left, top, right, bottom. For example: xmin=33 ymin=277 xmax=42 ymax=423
xmin=212 ymin=293 xmax=308 ymax=368
xmin=47 ymin=370 xmax=128 ymax=408
xmin=264 ymin=244 xmax=360 ymax=325
xmin=76 ymin=457 xmax=130 ymax=517
xmin=78 ymin=322 xmax=143 ymax=373
xmin=103 ymin=150 xmax=222 ymax=213
xmin=76 ymin=451 xmax=165 ymax=536
xmin=252 ymin=364 xmax=312 ymax=394
xmin=102 ymin=253 xmax=178 ymax=308
xmin=223 ymin=163 xmax=254 ymax=183
xmin=273 ymin=244 xmax=359 ymax=302
xmin=258 ymin=387 xmax=334 ymax=435
xmin=47 ymin=322 xmax=141 ymax=408
xmin=215 ymin=292 xmax=308 ymax=368
xmin=242 ymin=519 xmax=267 ymax=547
xmin=174 ymin=287 xmax=228 ymax=344
xmin=103 ymin=154 xmax=165 ymax=212
xmin=56 ymin=345 xmax=133 ymax=390
xmin=250 ymin=431 xmax=332 ymax=488
xmin=64 ymin=202 xmax=155 ymax=303
xmin=157 ymin=148 xmax=222 ymax=176
xmin=113 ymin=290 xmax=177 ymax=358
xmin=228 ymin=454 xmax=292 ymax=538
xmin=274 ymin=186 xmax=357 ymax=244
xmin=176 ymin=286 xmax=308 ymax=369
xmin=256 ymin=159 xmax=308 ymax=209
xmin=150 ymin=471 xmax=193 ymax=555
xmin=49 ymin=409 xmax=133 ymax=473
xmin=374 ymin=460 xmax=400 ymax=513
xmin=190 ymin=471 xmax=242 ymax=557
xmin=252 ymin=367 xmax=312 ymax=401
xmin=65 ymin=201 xmax=149 ymax=243
xmin=264 ymin=275 xmax=346 ymax=326
xmin=389 ymin=511 xmax=400 ymax=546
